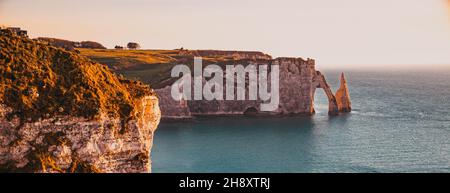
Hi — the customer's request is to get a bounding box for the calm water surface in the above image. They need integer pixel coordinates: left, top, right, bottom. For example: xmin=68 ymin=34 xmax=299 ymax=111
xmin=152 ymin=70 xmax=450 ymax=172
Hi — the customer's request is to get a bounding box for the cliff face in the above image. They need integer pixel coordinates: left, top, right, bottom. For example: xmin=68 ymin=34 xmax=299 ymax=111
xmin=155 ymin=57 xmax=351 ymax=118
xmin=0 ymin=32 xmax=160 ymax=173
xmin=0 ymin=96 xmax=160 ymax=173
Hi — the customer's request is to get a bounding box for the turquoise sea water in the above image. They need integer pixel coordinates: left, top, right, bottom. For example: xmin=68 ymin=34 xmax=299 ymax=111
xmin=152 ymin=70 xmax=450 ymax=173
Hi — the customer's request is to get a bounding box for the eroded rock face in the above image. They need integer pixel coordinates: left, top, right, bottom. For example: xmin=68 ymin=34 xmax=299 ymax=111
xmin=0 ymin=96 xmax=160 ymax=173
xmin=155 ymin=57 xmax=351 ymax=118
xmin=335 ymin=73 xmax=352 ymax=112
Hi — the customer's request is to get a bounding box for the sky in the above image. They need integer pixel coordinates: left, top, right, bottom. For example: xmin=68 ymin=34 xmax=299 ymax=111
xmin=1 ymin=0 xmax=450 ymax=69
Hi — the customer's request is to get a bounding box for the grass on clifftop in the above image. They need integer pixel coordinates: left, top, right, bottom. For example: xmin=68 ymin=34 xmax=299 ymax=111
xmin=0 ymin=32 xmax=153 ymax=122
xmin=78 ymin=48 xmax=257 ymax=89
xmin=78 ymin=48 xmax=236 ymax=69
xmin=78 ymin=48 xmax=179 ymax=69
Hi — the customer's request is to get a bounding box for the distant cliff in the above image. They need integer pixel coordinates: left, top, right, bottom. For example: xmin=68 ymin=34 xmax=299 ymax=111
xmin=78 ymin=48 xmax=352 ymax=118
xmin=156 ymin=58 xmax=351 ymax=117
xmin=0 ymin=32 xmax=160 ymax=173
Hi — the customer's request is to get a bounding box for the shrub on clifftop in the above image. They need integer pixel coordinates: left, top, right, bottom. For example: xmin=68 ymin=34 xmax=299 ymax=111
xmin=127 ymin=42 xmax=140 ymax=50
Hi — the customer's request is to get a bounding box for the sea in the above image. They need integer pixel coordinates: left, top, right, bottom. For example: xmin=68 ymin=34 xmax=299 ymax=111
xmin=152 ymin=70 xmax=450 ymax=173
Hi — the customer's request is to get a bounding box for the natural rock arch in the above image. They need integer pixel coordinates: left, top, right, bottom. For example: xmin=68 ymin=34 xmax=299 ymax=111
xmin=312 ymin=71 xmax=351 ymax=115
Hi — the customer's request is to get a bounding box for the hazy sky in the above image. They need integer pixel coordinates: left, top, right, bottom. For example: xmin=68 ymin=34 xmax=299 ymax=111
xmin=1 ymin=0 xmax=450 ymax=69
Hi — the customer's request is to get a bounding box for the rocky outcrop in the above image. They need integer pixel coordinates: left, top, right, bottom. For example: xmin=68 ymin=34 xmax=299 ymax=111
xmin=0 ymin=33 xmax=161 ymax=173
xmin=155 ymin=57 xmax=351 ymax=118
xmin=335 ymin=73 xmax=352 ymax=112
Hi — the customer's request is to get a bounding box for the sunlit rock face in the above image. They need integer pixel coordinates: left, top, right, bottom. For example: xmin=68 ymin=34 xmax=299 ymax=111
xmin=335 ymin=73 xmax=352 ymax=113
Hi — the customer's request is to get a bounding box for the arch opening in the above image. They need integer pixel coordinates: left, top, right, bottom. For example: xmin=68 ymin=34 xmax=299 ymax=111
xmin=313 ymin=88 xmax=329 ymax=114
xmin=244 ymin=107 xmax=258 ymax=116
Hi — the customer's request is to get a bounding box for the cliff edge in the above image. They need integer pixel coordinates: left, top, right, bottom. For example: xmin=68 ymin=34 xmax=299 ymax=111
xmin=0 ymin=31 xmax=160 ymax=173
